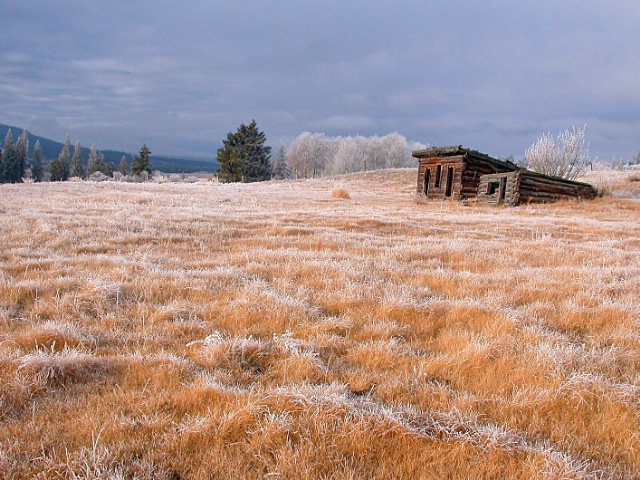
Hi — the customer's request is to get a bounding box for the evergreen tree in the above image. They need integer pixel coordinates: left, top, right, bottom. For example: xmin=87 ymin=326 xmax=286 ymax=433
xmin=118 ymin=155 xmax=129 ymax=175
xmin=0 ymin=130 xmax=11 ymax=182
xmin=216 ymin=120 xmax=272 ymax=183
xmin=58 ymin=134 xmax=71 ymax=181
xmin=49 ymin=158 xmax=63 ymax=181
xmin=1 ymin=129 xmax=19 ymax=183
xmin=16 ymin=129 xmax=29 ymax=181
xmin=32 ymin=140 xmax=44 ymax=182
xmin=272 ymin=144 xmax=291 ymax=180
xmin=86 ymin=144 xmax=103 ymax=175
xmin=131 ymin=144 xmax=152 ymax=176
xmin=71 ymin=140 xmax=84 ymax=178
xmin=104 ymin=161 xmax=115 ymax=177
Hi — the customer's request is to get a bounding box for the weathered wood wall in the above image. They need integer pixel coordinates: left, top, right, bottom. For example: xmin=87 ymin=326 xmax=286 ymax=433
xmin=417 ymin=156 xmax=465 ymax=201
xmin=477 ymin=172 xmax=519 ymax=206
xmin=417 ymin=153 xmax=518 ymax=201
xmin=516 ymin=171 xmax=597 ymax=204
xmin=460 ymin=157 xmax=517 ymax=199
xmin=414 ymin=146 xmax=597 ymax=206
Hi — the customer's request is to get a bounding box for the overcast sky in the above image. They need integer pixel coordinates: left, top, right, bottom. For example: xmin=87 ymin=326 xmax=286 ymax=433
xmin=1 ymin=1 xmax=638 ymax=161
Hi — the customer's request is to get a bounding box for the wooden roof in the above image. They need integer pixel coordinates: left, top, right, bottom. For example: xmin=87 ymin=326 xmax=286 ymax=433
xmin=412 ymin=145 xmax=519 ymax=170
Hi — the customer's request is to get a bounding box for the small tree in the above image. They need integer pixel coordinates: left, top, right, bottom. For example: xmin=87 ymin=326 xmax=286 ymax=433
xmin=49 ymin=158 xmax=64 ymax=181
xmin=32 ymin=140 xmax=44 ymax=182
xmin=16 ymin=129 xmax=29 ymax=180
xmin=132 ymin=144 xmax=152 ymax=177
xmin=71 ymin=140 xmax=84 ymax=178
xmin=118 ymin=155 xmax=129 ymax=175
xmin=272 ymin=144 xmax=291 ymax=180
xmin=1 ymin=129 xmax=16 ymax=183
xmin=216 ymin=120 xmax=272 ymax=183
xmin=86 ymin=145 xmax=99 ymax=175
xmin=54 ymin=134 xmax=72 ymax=181
xmin=525 ymin=125 xmax=588 ymax=180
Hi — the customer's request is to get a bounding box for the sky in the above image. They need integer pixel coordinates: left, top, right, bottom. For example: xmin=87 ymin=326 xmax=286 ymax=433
xmin=1 ymin=1 xmax=639 ymax=161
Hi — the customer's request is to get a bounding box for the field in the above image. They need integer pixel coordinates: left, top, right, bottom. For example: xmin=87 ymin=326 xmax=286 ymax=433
xmin=1 ymin=169 xmax=639 ymax=479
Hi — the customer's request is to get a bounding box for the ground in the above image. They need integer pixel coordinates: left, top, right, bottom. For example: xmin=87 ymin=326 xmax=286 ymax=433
xmin=0 ymin=169 xmax=639 ymax=479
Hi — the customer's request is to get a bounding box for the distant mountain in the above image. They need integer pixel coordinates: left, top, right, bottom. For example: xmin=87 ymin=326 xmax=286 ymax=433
xmin=0 ymin=123 xmax=218 ymax=173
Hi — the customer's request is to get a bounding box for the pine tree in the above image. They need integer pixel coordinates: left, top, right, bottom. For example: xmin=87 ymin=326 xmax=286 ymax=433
xmin=71 ymin=140 xmax=84 ymax=178
xmin=0 ymin=130 xmax=11 ymax=182
xmin=118 ymin=155 xmax=129 ymax=175
xmin=86 ymin=144 xmax=101 ymax=175
xmin=58 ymin=134 xmax=71 ymax=181
xmin=1 ymin=129 xmax=19 ymax=183
xmin=49 ymin=158 xmax=63 ymax=181
xmin=32 ymin=140 xmax=44 ymax=182
xmin=131 ymin=144 xmax=152 ymax=177
xmin=16 ymin=129 xmax=29 ymax=181
xmin=104 ymin=162 xmax=115 ymax=177
xmin=272 ymin=144 xmax=291 ymax=180
xmin=216 ymin=120 xmax=272 ymax=183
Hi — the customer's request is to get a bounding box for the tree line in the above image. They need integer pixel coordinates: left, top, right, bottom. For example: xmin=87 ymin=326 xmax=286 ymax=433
xmin=7 ymin=121 xmax=626 ymax=186
xmin=215 ymin=120 xmax=426 ymax=183
xmin=0 ymin=128 xmax=152 ymax=184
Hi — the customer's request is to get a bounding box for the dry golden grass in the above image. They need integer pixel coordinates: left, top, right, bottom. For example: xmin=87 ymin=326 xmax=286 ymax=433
xmin=0 ymin=169 xmax=639 ymax=479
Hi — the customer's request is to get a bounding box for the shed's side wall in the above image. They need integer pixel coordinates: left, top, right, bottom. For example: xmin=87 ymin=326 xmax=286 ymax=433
xmin=417 ymin=156 xmax=465 ymax=201
xmin=477 ymin=172 xmax=520 ymax=206
xmin=516 ymin=172 xmax=597 ymax=203
xmin=459 ymin=156 xmax=518 ymax=199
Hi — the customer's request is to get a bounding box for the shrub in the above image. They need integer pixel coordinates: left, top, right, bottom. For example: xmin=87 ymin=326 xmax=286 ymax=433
xmin=525 ymin=125 xmax=588 ymax=180
xmin=331 ymin=188 xmax=350 ymax=199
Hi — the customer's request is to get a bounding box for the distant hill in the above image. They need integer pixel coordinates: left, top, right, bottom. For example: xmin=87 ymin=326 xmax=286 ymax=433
xmin=0 ymin=123 xmax=218 ymax=173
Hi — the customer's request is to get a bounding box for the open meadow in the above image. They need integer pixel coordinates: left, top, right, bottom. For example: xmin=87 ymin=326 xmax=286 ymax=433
xmin=1 ymin=169 xmax=639 ymax=479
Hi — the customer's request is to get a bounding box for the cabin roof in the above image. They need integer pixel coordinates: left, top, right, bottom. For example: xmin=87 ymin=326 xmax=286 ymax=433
xmin=412 ymin=145 xmax=518 ymax=170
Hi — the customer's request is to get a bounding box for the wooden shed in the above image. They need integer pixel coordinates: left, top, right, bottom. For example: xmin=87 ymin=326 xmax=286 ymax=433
xmin=477 ymin=170 xmax=597 ymax=206
xmin=412 ymin=146 xmax=518 ymax=201
xmin=414 ymin=145 xmax=597 ymax=206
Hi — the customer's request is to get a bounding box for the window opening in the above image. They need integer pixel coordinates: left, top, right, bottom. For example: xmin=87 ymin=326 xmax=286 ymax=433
xmin=445 ymin=166 xmax=454 ymax=197
xmin=435 ymin=165 xmax=442 ymax=188
xmin=487 ymin=182 xmax=500 ymax=195
xmin=423 ymin=169 xmax=430 ymax=195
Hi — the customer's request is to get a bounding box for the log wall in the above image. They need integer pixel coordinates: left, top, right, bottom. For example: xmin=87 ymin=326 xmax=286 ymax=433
xmin=516 ymin=171 xmax=597 ymax=204
xmin=477 ymin=172 xmax=519 ymax=206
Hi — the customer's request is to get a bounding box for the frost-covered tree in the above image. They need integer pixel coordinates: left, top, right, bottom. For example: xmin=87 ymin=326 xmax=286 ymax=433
xmin=1 ymin=129 xmax=18 ymax=183
xmin=525 ymin=125 xmax=589 ymax=180
xmin=118 ymin=155 xmax=129 ymax=175
xmin=272 ymin=144 xmax=291 ymax=180
xmin=71 ymin=140 xmax=84 ymax=178
xmin=16 ymin=129 xmax=29 ymax=180
xmin=286 ymin=132 xmax=330 ymax=178
xmin=286 ymin=132 xmax=421 ymax=178
xmin=217 ymin=120 xmax=271 ymax=183
xmin=51 ymin=134 xmax=71 ymax=181
xmin=104 ymin=161 xmax=115 ymax=177
xmin=332 ymin=135 xmax=368 ymax=174
xmin=86 ymin=144 xmax=105 ymax=175
xmin=32 ymin=140 xmax=44 ymax=182
xmin=132 ymin=144 xmax=152 ymax=177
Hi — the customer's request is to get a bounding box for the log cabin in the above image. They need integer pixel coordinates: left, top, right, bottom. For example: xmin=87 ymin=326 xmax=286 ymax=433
xmin=413 ymin=146 xmax=519 ymax=201
xmin=413 ymin=145 xmax=597 ymax=206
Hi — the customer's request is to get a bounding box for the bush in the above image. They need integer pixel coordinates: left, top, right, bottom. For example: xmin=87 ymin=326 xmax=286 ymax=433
xmin=525 ymin=126 xmax=588 ymax=180
xmin=331 ymin=188 xmax=350 ymax=199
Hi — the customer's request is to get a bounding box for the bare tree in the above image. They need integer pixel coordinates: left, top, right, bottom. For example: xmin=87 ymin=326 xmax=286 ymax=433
xmin=525 ymin=126 xmax=589 ymax=180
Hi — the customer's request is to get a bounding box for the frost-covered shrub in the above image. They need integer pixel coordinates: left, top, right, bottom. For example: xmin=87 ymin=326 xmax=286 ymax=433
xmin=525 ymin=126 xmax=589 ymax=180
